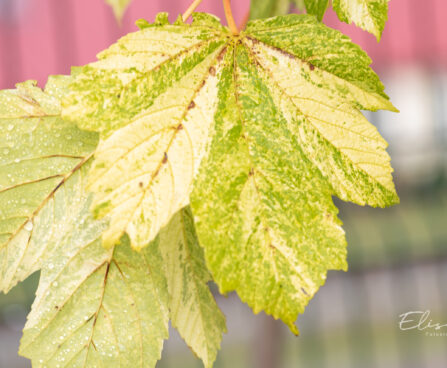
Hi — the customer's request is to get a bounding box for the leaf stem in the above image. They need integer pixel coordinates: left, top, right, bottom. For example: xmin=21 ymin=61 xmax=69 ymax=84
xmin=223 ymin=0 xmax=239 ymax=35
xmin=182 ymin=0 xmax=204 ymax=22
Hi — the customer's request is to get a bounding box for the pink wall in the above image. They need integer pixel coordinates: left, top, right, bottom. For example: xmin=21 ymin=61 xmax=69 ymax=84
xmin=0 ymin=0 xmax=446 ymax=89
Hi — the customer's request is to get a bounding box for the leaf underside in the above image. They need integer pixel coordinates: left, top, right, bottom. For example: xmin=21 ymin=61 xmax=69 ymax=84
xmin=63 ymin=12 xmax=398 ymax=335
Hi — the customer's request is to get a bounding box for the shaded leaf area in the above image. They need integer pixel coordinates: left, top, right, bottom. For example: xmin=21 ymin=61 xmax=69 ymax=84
xmin=332 ymin=0 xmax=389 ymax=41
xmin=159 ymin=207 xmax=226 ymax=368
xmin=19 ymin=201 xmax=225 ymax=368
xmin=0 ymin=78 xmax=98 ymax=293
xmin=63 ymin=12 xmax=397 ymax=332
xmin=20 ymin=203 xmax=170 ymax=368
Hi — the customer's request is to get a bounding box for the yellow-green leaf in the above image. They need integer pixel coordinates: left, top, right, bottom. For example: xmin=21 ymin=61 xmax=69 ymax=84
xmin=63 ymin=13 xmax=398 ymax=331
xmin=0 ymin=77 xmax=98 ymax=293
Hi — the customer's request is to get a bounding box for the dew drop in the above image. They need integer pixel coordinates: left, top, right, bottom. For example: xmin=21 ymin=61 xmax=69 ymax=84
xmin=7 ymin=124 xmax=14 ymax=131
xmin=48 ymin=263 xmax=55 ymax=270
xmin=24 ymin=221 xmax=33 ymax=231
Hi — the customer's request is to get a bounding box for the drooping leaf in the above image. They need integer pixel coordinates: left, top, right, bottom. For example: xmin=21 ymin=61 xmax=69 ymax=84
xmin=0 ymin=77 xmax=98 ymax=293
xmin=63 ymin=12 xmax=397 ymax=330
xmin=249 ymin=0 xmax=291 ymax=20
xmin=303 ymin=0 xmax=329 ymax=21
xmin=19 ymin=194 xmax=170 ymax=367
xmin=105 ymin=0 xmax=132 ymax=23
xmin=158 ymin=207 xmax=226 ymax=368
xmin=332 ymin=0 xmax=389 ymax=40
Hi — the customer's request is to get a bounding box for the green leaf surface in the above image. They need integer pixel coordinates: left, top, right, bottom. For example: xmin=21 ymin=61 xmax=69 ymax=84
xmin=333 ymin=0 xmax=389 ymax=40
xmin=158 ymin=207 xmax=226 ymax=368
xmin=249 ymin=0 xmax=291 ymax=20
xmin=191 ymin=43 xmax=348 ymax=334
xmin=303 ymin=0 xmax=329 ymax=21
xmin=0 ymin=78 xmax=98 ymax=293
xmin=63 ymin=13 xmax=397 ymax=329
xmin=105 ymin=0 xmax=132 ymax=23
xmin=20 ymin=224 xmax=170 ymax=368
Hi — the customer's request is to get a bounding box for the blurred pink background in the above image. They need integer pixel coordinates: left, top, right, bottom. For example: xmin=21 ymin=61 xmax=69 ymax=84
xmin=1 ymin=2 xmax=447 ymax=368
xmin=0 ymin=0 xmax=446 ymax=89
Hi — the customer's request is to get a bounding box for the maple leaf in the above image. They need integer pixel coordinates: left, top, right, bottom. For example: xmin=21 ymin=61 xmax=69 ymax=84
xmin=62 ymin=12 xmax=397 ymax=332
xmin=0 ymin=77 xmax=98 ymax=293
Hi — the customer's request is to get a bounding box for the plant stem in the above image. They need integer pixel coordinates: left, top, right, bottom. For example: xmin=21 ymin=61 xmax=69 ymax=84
xmin=182 ymin=0 xmax=204 ymax=22
xmin=223 ymin=0 xmax=239 ymax=35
